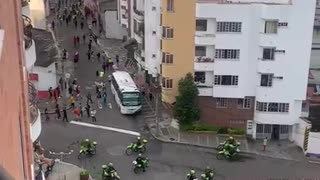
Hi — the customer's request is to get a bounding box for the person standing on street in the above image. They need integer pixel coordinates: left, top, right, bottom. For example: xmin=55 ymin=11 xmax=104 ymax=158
xmin=87 ymin=50 xmax=91 ymax=61
xmin=263 ymin=137 xmax=268 ymax=151
xmin=69 ymin=95 xmax=75 ymax=108
xmin=90 ymin=108 xmax=97 ymax=122
xmin=80 ymin=21 xmax=84 ymax=29
xmin=88 ymin=42 xmax=92 ymax=51
xmin=86 ymin=92 xmax=93 ymax=104
xmin=73 ymin=36 xmax=77 ymax=47
xmin=85 ymin=103 xmax=91 ymax=118
xmin=96 ymin=52 xmax=101 ymax=62
xmin=48 ymin=87 xmax=53 ymax=100
xmin=82 ymin=34 xmax=86 ymax=44
xmin=76 ymin=36 xmax=80 ymax=45
xmin=44 ymin=108 xmax=49 ymax=121
xmin=62 ymin=108 xmax=68 ymax=122
xmin=116 ymin=55 xmax=119 ymax=65
xmin=51 ymin=20 xmax=55 ymax=31
xmin=56 ymin=106 xmax=61 ymax=120
xmin=103 ymin=92 xmax=107 ymax=107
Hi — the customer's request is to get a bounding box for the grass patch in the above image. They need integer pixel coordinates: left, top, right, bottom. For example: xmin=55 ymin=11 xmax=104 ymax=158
xmin=180 ymin=123 xmax=246 ymax=135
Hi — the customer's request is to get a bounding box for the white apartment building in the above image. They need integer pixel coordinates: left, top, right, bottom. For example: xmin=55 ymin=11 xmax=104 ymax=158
xmin=120 ymin=0 xmax=316 ymax=140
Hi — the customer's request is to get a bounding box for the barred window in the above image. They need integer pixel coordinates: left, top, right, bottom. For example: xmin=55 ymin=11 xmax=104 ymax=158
xmin=238 ymin=97 xmax=252 ymax=109
xmin=216 ymin=98 xmax=227 ymax=108
xmin=214 ymin=75 xmax=238 ymax=86
xmin=256 ymin=101 xmax=289 ymax=113
xmin=217 ymin=22 xmax=242 ymax=32
xmin=215 ymin=49 xmax=240 ymax=59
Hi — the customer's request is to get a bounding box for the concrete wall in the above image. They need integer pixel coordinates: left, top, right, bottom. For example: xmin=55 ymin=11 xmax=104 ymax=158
xmin=161 ymin=0 xmax=196 ymax=103
xmin=308 ymin=132 xmax=320 ymax=156
xmin=0 ymin=0 xmax=34 ymax=179
xmin=144 ymin=0 xmax=161 ymax=77
xmin=31 ymin=63 xmax=57 ymax=91
xmin=104 ymin=10 xmax=128 ymax=40
xmin=24 ymin=40 xmax=36 ymax=71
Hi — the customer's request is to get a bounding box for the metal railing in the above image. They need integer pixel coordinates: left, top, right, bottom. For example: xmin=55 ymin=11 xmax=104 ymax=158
xmin=28 ymin=82 xmax=39 ymax=124
xmin=22 ymin=15 xmax=33 ymax=49
xmin=194 ymin=56 xmax=215 ymax=62
xmin=133 ymin=7 xmax=144 ymax=17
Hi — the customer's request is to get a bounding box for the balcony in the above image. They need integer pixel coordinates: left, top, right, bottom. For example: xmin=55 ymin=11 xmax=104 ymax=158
xmin=194 ymin=56 xmax=214 ymax=71
xmin=197 ymin=86 xmax=213 ymax=96
xmin=134 ymin=30 xmax=144 ymax=44
xmin=133 ymin=8 xmax=144 ymax=22
xmin=29 ymin=82 xmax=41 ymax=142
xmin=134 ymin=50 xmax=145 ymax=68
xmin=22 ymin=15 xmax=33 ymax=49
xmin=195 ymin=32 xmax=215 ymax=45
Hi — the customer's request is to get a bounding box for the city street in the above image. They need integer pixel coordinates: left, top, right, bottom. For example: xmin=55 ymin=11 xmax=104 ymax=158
xmin=40 ymin=121 xmax=320 ymax=180
xmin=38 ymin=3 xmax=320 ymax=180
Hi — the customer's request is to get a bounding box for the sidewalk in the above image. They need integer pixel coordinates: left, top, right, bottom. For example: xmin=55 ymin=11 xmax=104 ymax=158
xmin=145 ymin=115 xmax=307 ymax=161
xmin=48 ymin=160 xmax=92 ymax=180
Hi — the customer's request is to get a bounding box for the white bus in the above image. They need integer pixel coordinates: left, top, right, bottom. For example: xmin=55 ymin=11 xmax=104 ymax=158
xmin=110 ymin=71 xmax=142 ymax=114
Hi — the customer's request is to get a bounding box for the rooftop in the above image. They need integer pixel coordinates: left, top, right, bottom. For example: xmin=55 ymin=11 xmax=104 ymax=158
xmin=197 ymin=0 xmax=291 ymax=5
xmin=31 ymin=29 xmax=58 ymax=67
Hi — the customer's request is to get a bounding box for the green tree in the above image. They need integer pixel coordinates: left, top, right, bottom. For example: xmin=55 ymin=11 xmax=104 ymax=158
xmin=173 ymin=73 xmax=200 ymax=127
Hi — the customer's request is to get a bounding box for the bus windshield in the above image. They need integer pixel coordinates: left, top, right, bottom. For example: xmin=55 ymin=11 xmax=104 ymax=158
xmin=122 ymin=92 xmax=141 ymax=106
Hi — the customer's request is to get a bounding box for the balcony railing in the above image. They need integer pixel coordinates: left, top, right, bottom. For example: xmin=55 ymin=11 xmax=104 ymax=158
xmin=21 ymin=0 xmax=29 ymax=7
xmin=133 ymin=7 xmax=144 ymax=17
xmin=28 ymin=82 xmax=39 ymax=124
xmin=195 ymin=56 xmax=214 ymax=62
xmin=22 ymin=15 xmax=32 ymax=38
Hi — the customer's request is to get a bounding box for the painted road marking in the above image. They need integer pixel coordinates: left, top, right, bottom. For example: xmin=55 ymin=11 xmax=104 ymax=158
xmin=70 ymin=121 xmax=140 ymax=136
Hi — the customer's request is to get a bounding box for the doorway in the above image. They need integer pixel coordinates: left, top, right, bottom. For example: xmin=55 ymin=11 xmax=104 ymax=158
xmin=272 ymin=125 xmax=280 ymax=140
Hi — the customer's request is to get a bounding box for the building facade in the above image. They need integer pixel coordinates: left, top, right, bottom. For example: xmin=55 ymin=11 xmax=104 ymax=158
xmin=0 ymin=0 xmax=38 ymax=179
xmin=121 ymin=0 xmax=315 ymax=140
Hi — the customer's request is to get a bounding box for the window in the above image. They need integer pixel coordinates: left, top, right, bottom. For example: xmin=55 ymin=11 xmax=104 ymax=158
xmin=215 ymin=49 xmax=240 ymax=59
xmin=160 ymin=14 xmax=162 ymax=26
xmin=260 ymin=74 xmax=273 ymax=87
xmin=264 ymin=20 xmax=278 ymax=34
xmin=216 ymin=98 xmax=227 ymax=108
xmin=162 ymin=27 xmax=174 ymax=38
xmin=195 ymin=46 xmax=206 ymax=57
xmin=256 ymin=124 xmax=264 ymax=133
xmin=162 ymin=78 xmax=173 ymax=88
xmin=196 ymin=19 xmax=207 ymax=31
xmin=262 ymin=48 xmax=275 ymax=60
xmin=160 ymin=40 xmax=162 ymax=50
xmin=214 ymin=75 xmax=238 ymax=85
xmin=216 ymin=22 xmax=242 ymax=32
xmin=280 ymin=125 xmax=289 ymax=134
xmin=238 ymin=97 xmax=252 ymax=109
xmin=167 ymin=0 xmax=174 ymax=11
xmin=162 ymin=52 xmax=173 ymax=64
xmin=256 ymin=102 xmax=289 ymax=112
xmin=194 ymin=72 xmax=206 ymax=84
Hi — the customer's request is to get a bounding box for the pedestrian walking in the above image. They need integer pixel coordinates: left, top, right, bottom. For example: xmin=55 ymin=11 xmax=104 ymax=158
xmin=74 ymin=51 xmax=79 ymax=63
xmin=96 ymin=70 xmax=99 ymax=77
xmin=96 ymin=52 xmax=101 ymax=62
xmin=87 ymin=51 xmax=91 ymax=61
xmin=79 ymin=103 xmax=83 ymax=117
xmin=51 ymin=20 xmax=55 ymax=31
xmin=62 ymin=108 xmax=68 ymax=122
xmin=56 ymin=107 xmax=61 ymax=120
xmin=68 ymin=86 xmax=73 ymax=95
xmin=73 ymin=36 xmax=77 ymax=47
xmin=86 ymin=92 xmax=93 ymax=104
xmin=69 ymin=95 xmax=75 ymax=108
xmin=263 ymin=137 xmax=268 ymax=151
xmin=56 ymin=86 xmax=61 ymax=98
xmin=48 ymin=87 xmax=53 ymax=100
xmin=73 ymin=107 xmax=81 ymax=121
xmin=74 ymin=19 xmax=78 ymax=28
xmin=76 ymin=36 xmax=80 ymax=45
xmin=66 ymin=17 xmax=69 ymax=26
xmin=82 ymin=34 xmax=86 ymax=44
xmin=44 ymin=108 xmax=49 ymax=121
xmin=88 ymin=43 xmax=92 ymax=51
xmin=116 ymin=55 xmax=119 ymax=65
xmin=85 ymin=103 xmax=91 ymax=118
xmin=90 ymin=109 xmax=97 ymax=122
xmin=103 ymin=92 xmax=107 ymax=107
xmin=53 ymin=89 xmax=58 ymax=102
xmin=80 ymin=21 xmax=84 ymax=29
xmin=102 ymin=61 xmax=106 ymax=73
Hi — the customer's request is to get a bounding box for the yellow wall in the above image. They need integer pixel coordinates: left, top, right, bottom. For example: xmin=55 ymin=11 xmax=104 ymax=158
xmin=161 ymin=0 xmax=196 ymax=103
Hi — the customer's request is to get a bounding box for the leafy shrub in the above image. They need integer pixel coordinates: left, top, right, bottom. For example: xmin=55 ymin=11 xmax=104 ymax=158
xmin=80 ymin=169 xmax=89 ymax=175
xmin=217 ymin=127 xmax=229 ymax=134
xmin=228 ymin=128 xmax=246 ymax=135
xmin=181 ymin=123 xmax=219 ymax=132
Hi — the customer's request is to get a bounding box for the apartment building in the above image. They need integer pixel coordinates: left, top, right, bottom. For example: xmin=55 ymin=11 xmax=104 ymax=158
xmin=0 ymin=0 xmax=38 ymax=179
xmin=120 ymin=0 xmax=315 ymax=140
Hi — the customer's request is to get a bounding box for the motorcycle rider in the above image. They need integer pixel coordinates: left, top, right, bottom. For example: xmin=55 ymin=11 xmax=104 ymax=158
xmin=102 ymin=163 xmax=116 ymax=177
xmin=136 ymin=154 xmax=147 ymax=172
xmin=187 ymin=169 xmax=197 ymax=180
xmin=134 ymin=136 xmax=143 ymax=150
xmin=204 ymin=166 xmax=214 ymax=179
xmin=226 ymin=136 xmax=236 ymax=146
xmin=81 ymin=139 xmax=96 ymax=154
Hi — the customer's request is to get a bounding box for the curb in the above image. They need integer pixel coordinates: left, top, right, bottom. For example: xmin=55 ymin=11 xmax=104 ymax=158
xmin=149 ymin=131 xmax=302 ymax=162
